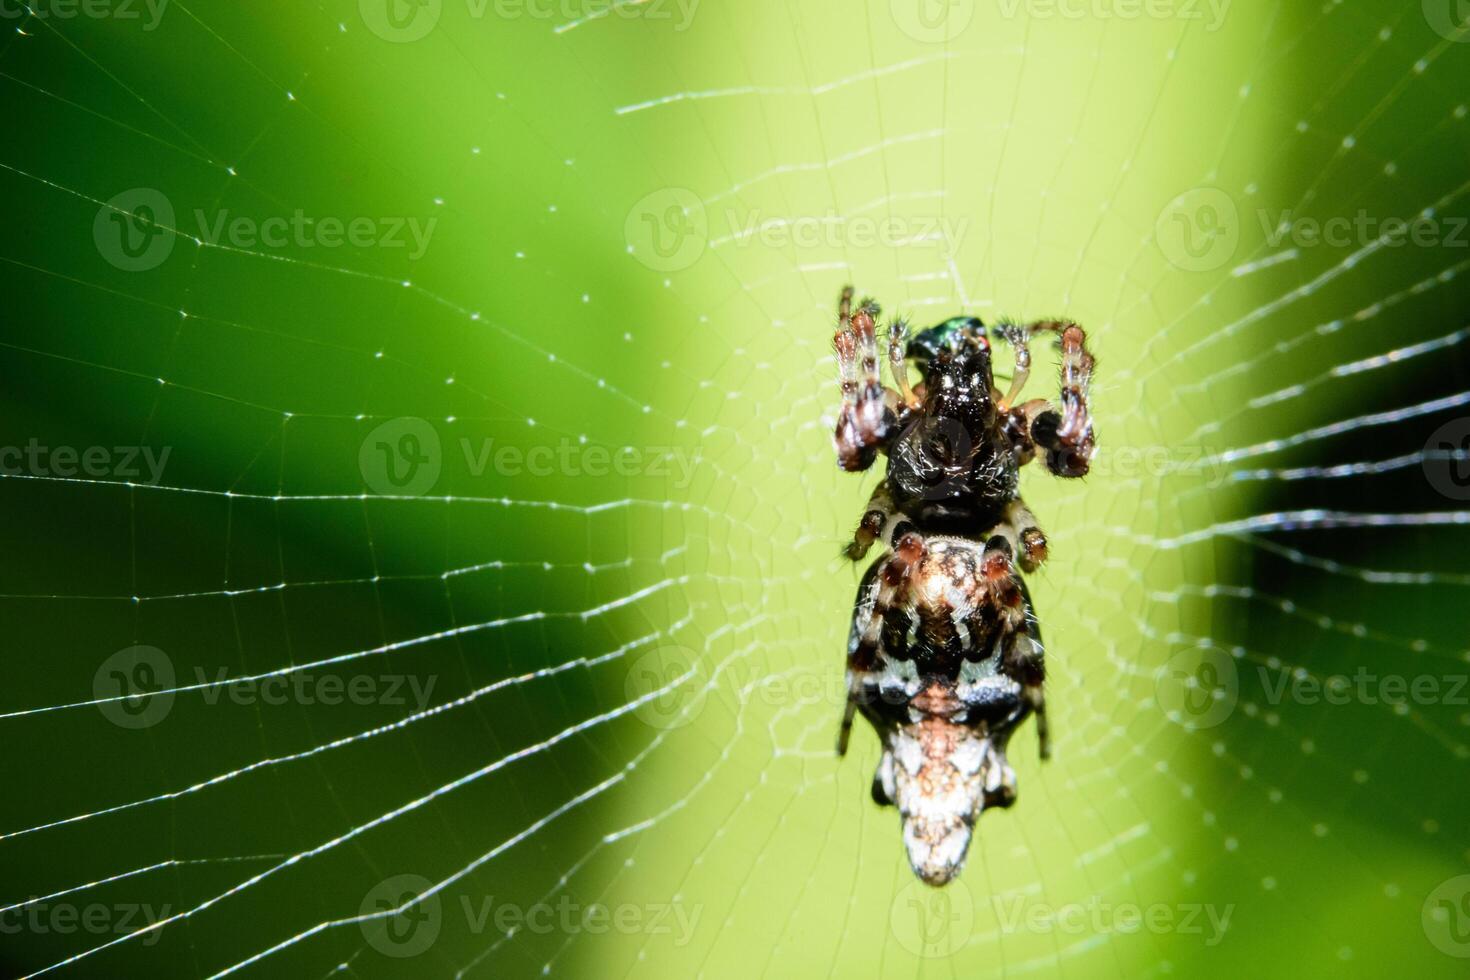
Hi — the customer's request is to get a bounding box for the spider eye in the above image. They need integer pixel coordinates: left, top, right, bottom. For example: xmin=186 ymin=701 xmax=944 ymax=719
xmin=906 ymin=317 xmax=987 ymax=369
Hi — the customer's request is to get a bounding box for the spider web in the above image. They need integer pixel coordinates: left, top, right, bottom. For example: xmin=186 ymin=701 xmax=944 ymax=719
xmin=1 ymin=1 xmax=1468 ymax=977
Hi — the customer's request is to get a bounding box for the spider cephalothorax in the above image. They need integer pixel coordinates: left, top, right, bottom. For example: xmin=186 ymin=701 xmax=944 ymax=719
xmin=830 ymin=286 xmax=1096 ymax=886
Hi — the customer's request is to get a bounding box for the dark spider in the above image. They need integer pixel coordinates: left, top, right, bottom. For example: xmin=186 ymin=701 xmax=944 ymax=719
xmin=829 ymin=285 xmax=1097 ymax=886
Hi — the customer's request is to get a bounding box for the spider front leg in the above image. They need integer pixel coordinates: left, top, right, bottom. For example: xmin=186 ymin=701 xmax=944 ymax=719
xmin=832 ymin=287 xmax=895 ymax=472
xmin=1027 ymin=321 xmax=1096 ymax=478
xmin=995 ymin=320 xmax=1096 ymax=478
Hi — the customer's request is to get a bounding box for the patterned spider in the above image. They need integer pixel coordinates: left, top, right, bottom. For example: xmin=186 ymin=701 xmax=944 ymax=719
xmin=830 ymin=285 xmax=1096 ymax=886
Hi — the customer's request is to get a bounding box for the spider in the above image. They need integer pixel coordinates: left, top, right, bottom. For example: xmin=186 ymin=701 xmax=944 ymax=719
xmin=829 ymin=285 xmax=1096 ymax=886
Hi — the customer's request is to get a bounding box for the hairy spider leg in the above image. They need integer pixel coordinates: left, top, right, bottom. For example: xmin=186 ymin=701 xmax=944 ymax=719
xmin=1023 ymin=320 xmax=1097 ymax=478
xmin=833 ymin=287 xmax=894 ymax=472
xmin=887 ymin=317 xmax=920 ymax=411
xmin=993 ymin=322 xmax=1033 ymax=413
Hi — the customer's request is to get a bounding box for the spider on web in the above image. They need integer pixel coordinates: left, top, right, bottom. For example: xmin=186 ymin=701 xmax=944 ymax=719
xmin=829 ymin=285 xmax=1097 ymax=886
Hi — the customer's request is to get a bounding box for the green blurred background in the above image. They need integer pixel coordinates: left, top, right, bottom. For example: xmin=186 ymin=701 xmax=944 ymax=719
xmin=1 ymin=0 xmax=1468 ymax=977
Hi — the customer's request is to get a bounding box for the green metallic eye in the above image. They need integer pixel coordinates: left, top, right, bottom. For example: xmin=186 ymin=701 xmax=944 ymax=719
xmin=906 ymin=317 xmax=986 ymax=367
